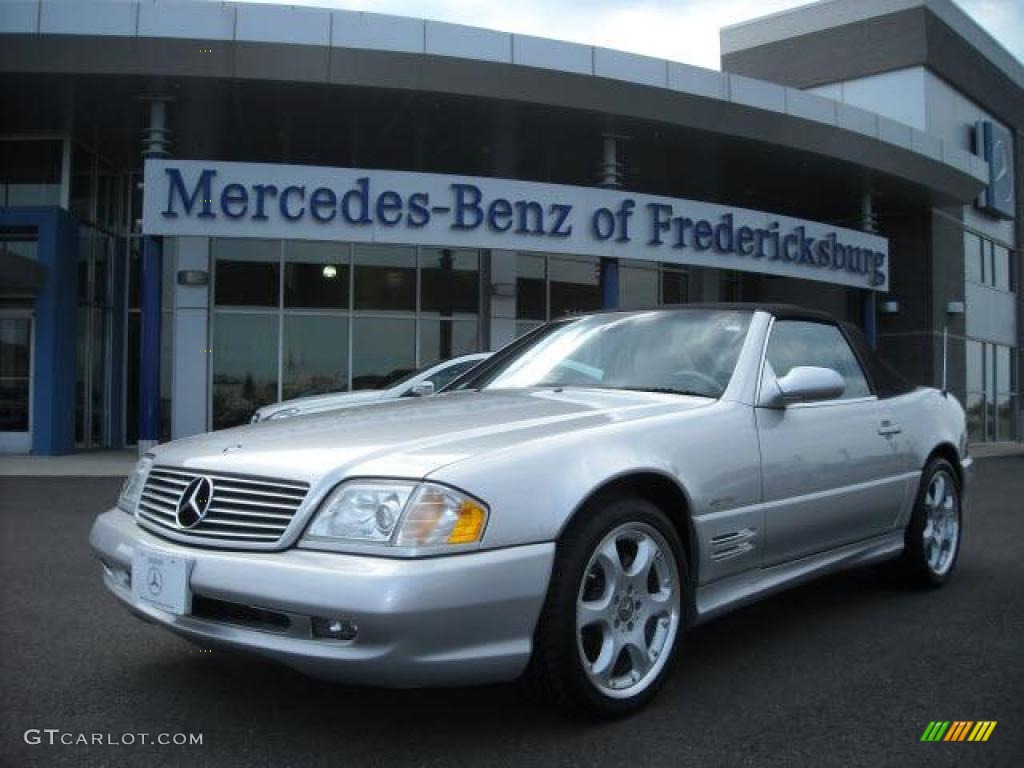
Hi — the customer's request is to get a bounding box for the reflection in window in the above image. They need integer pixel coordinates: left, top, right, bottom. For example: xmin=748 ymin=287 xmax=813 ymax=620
xmin=354 ymin=245 xmax=415 ymax=311
xmin=212 ymin=313 xmax=279 ymax=429
xmin=516 ymin=253 xmax=546 ymax=321
xmin=549 ymin=256 xmax=601 ymax=318
xmin=284 ymin=241 xmax=349 ymax=309
xmin=766 ymin=321 xmax=871 ymax=399
xmin=419 ymin=319 xmax=479 ymax=363
xmin=214 ymin=239 xmax=280 ymax=307
xmin=351 ymin=317 xmax=415 ymax=390
xmin=963 ymin=232 xmax=982 ymax=284
xmin=0 ymin=139 xmax=62 ymax=207
xmin=420 ymin=248 xmax=479 ymax=315
xmin=282 ymin=315 xmax=349 ymax=400
xmin=661 ymin=266 xmax=688 ymax=305
xmin=619 ymin=261 xmax=658 ymax=309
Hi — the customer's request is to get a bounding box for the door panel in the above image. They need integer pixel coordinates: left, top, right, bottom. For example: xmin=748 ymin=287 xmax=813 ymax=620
xmin=756 ymin=319 xmax=907 ymax=566
xmin=757 ymin=399 xmax=903 ymax=565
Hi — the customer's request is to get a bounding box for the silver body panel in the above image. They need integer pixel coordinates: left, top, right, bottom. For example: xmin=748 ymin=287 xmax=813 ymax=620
xmin=251 ymin=353 xmax=490 ymax=422
xmin=90 ymin=309 xmax=971 ymax=685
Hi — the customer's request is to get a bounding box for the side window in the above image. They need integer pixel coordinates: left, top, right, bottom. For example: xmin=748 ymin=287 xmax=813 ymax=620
xmin=426 ymin=360 xmax=474 ymax=390
xmin=766 ymin=321 xmax=872 ymax=400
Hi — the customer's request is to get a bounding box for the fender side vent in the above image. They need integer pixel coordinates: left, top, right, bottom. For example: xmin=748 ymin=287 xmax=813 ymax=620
xmin=710 ymin=528 xmax=757 ymax=561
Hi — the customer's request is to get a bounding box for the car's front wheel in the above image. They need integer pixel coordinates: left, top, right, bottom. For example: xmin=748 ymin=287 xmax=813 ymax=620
xmin=523 ymin=496 xmax=685 ymax=717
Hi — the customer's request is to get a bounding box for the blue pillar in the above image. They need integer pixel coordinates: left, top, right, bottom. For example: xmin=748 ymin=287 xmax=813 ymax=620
xmin=863 ymin=291 xmax=877 ymax=348
xmin=600 ymin=257 xmax=619 ymax=309
xmin=108 ymin=236 xmax=127 ymax=448
xmin=139 ymin=236 xmax=163 ymax=448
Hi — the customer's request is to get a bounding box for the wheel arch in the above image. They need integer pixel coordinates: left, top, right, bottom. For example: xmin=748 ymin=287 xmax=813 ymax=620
xmin=925 ymin=441 xmax=963 ymax=489
xmin=559 ymin=471 xmax=699 ymax=589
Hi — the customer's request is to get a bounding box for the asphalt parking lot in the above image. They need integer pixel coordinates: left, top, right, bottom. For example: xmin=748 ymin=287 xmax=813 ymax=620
xmin=1 ymin=456 xmax=1022 ymax=768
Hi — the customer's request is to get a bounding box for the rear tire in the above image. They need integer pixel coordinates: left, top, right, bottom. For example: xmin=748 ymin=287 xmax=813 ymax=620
xmin=522 ymin=496 xmax=686 ymax=718
xmin=888 ymin=457 xmax=962 ymax=587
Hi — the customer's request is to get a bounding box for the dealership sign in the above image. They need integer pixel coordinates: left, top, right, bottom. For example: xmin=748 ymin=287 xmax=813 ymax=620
xmin=143 ymin=159 xmax=889 ymax=290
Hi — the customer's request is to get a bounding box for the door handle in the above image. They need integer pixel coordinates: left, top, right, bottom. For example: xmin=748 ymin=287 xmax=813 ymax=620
xmin=878 ymin=419 xmax=902 ymax=436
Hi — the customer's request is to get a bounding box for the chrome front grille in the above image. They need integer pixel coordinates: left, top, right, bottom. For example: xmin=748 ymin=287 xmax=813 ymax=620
xmin=137 ymin=466 xmax=309 ymax=546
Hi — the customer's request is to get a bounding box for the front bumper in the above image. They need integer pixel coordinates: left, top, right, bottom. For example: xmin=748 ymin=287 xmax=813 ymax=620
xmin=89 ymin=508 xmax=555 ymax=687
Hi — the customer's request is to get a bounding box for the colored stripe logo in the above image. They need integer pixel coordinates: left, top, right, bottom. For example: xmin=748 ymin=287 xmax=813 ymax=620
xmin=920 ymin=721 xmax=997 ymax=742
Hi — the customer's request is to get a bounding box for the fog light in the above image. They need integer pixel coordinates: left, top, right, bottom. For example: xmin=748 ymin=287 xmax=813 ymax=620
xmin=312 ymin=617 xmax=358 ymax=641
xmin=101 ymin=559 xmax=131 ymax=589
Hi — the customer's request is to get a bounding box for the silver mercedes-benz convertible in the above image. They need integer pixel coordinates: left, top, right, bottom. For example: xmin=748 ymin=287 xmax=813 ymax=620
xmin=90 ymin=304 xmax=971 ymax=716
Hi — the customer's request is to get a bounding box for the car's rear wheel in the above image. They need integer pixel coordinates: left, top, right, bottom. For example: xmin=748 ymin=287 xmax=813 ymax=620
xmin=891 ymin=457 xmax=962 ymax=586
xmin=523 ymin=496 xmax=685 ymax=717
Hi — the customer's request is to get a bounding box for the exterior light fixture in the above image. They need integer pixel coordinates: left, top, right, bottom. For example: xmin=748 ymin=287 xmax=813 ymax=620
xmin=322 ymin=264 xmax=338 ymax=279
xmin=946 ymin=301 xmax=965 ymax=315
xmin=880 ymin=300 xmax=900 ymax=314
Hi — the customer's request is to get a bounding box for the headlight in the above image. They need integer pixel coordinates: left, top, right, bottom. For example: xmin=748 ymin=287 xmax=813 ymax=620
xmin=117 ymin=456 xmax=153 ymax=514
xmin=302 ymin=480 xmax=488 ymax=552
xmin=267 ymin=407 xmax=301 ymax=420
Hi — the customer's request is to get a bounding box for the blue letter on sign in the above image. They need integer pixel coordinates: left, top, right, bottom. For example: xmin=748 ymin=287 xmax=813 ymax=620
xmin=163 ymin=168 xmax=216 ymax=219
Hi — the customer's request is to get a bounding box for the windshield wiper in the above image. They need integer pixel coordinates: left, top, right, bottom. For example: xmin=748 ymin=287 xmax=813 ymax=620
xmin=613 ymin=386 xmax=716 ymax=398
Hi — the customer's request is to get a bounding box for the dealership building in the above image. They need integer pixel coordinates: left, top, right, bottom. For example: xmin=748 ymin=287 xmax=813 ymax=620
xmin=0 ymin=0 xmax=1020 ymax=454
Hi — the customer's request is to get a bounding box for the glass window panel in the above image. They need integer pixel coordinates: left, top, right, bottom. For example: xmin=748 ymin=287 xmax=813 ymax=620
xmin=353 ymin=245 xmax=415 ymax=311
xmin=516 ymin=253 xmax=546 ymax=320
xmin=619 ymin=262 xmax=658 ymax=309
xmin=965 ymin=392 xmax=984 ymax=442
xmin=661 ymin=266 xmax=689 ymax=305
xmin=214 ymin=238 xmax=280 ymax=307
xmin=351 ymin=317 xmax=415 ymax=390
xmin=422 ymin=357 xmax=480 ymax=391
xmin=282 ymin=315 xmax=349 ymax=400
xmin=996 ymin=394 xmax=1015 ymax=441
xmin=993 ymin=244 xmax=1011 ymax=291
xmin=963 ymin=231 xmax=982 ymax=283
xmin=0 ymin=379 xmax=29 ymax=431
xmin=419 ymin=319 xmax=479 ymax=364
xmin=965 ymin=340 xmax=983 ymax=393
xmin=284 ymin=241 xmax=349 ymax=309
xmin=0 ymin=237 xmax=38 ymax=262
xmin=420 ymin=248 xmax=479 ymax=315
xmin=69 ymin=144 xmax=94 ymax=222
xmin=766 ymin=321 xmax=871 ymax=399
xmin=995 ymin=345 xmax=1011 ymax=394
xmin=212 ymin=312 xmax=279 ymax=430
xmin=0 ymin=139 xmax=62 ymax=207
xmin=984 ymin=343 xmax=995 ymax=400
xmin=0 ymin=317 xmax=31 ymax=378
xmin=549 ymin=256 xmax=601 ymax=318
xmin=516 ymin=320 xmax=543 ymax=338
xmin=982 ymin=239 xmax=995 ymax=287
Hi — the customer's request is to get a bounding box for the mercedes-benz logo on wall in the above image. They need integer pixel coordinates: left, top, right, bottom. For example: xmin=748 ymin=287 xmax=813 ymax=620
xmin=176 ymin=476 xmax=214 ymax=529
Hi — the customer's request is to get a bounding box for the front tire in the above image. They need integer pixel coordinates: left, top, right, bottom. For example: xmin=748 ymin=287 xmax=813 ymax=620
xmin=523 ymin=496 xmax=686 ymax=718
xmin=892 ymin=457 xmax=963 ymax=587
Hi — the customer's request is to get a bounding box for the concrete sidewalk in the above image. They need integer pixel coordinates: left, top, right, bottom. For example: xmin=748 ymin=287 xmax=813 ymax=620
xmin=0 ymin=449 xmax=138 ymax=477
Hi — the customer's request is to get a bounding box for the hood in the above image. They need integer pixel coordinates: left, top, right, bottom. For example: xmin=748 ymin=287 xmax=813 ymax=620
xmin=152 ymin=388 xmax=711 ymax=483
xmin=256 ymin=389 xmax=387 ymax=419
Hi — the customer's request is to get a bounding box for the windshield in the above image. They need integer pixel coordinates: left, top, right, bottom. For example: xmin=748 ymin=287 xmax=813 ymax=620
xmin=457 ymin=309 xmax=752 ymax=398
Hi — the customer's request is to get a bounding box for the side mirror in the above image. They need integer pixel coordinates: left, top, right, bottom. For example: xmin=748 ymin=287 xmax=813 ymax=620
xmin=760 ymin=366 xmax=845 ymax=408
xmin=409 ymin=381 xmax=435 ymax=398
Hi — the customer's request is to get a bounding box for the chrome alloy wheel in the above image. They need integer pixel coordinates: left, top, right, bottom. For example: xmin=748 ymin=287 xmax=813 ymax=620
xmin=922 ymin=469 xmax=960 ymax=577
xmin=576 ymin=522 xmax=681 ymax=699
